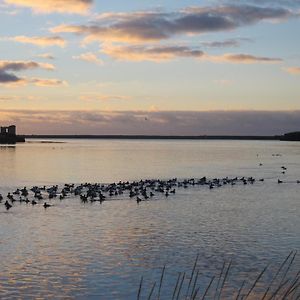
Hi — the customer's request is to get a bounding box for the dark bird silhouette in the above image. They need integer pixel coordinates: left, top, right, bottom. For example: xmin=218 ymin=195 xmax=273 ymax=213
xmin=43 ymin=202 xmax=51 ymax=208
xmin=4 ymin=201 xmax=12 ymax=210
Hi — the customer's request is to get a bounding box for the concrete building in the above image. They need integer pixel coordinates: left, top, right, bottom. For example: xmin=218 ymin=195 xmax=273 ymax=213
xmin=0 ymin=125 xmax=16 ymax=136
xmin=0 ymin=125 xmax=24 ymax=143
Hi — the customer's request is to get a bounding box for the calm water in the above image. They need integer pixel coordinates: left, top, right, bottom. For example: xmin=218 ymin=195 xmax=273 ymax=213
xmin=0 ymin=139 xmax=299 ymax=299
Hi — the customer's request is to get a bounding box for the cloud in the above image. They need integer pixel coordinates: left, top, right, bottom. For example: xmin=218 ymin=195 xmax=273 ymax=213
xmin=0 ymin=60 xmax=54 ymax=72
xmin=1 ymin=109 xmax=300 ymax=135
xmin=52 ymin=4 xmax=294 ymax=43
xmin=4 ymin=0 xmax=93 ymax=14
xmin=226 ymin=0 xmax=300 ymax=9
xmin=0 ymin=60 xmax=64 ymax=87
xmin=0 ymin=60 xmax=54 ymax=85
xmin=0 ymin=95 xmax=20 ymax=101
xmin=0 ymin=71 xmax=20 ymax=83
xmin=29 ymin=78 xmax=67 ymax=86
xmin=101 ymin=44 xmax=204 ymax=62
xmin=37 ymin=53 xmax=55 ymax=60
xmin=9 ymin=35 xmax=66 ymax=47
xmin=72 ymin=52 xmax=103 ymax=65
xmin=284 ymin=66 xmax=300 ymax=75
xmin=80 ymin=94 xmax=131 ymax=101
xmin=0 ymin=95 xmax=44 ymax=101
xmin=100 ymin=44 xmax=281 ymax=64
xmin=0 ymin=60 xmax=55 ymax=84
xmin=201 ymin=38 xmax=252 ymax=48
xmin=1 ymin=77 xmax=67 ymax=87
xmin=206 ymin=53 xmax=282 ymax=64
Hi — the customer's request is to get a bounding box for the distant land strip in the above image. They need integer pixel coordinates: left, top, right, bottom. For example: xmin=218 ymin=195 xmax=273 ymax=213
xmin=22 ymin=131 xmax=300 ymax=141
xmin=24 ymin=134 xmax=281 ymax=140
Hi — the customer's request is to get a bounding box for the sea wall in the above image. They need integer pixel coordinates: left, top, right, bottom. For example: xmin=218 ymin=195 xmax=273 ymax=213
xmin=0 ymin=135 xmax=25 ymax=144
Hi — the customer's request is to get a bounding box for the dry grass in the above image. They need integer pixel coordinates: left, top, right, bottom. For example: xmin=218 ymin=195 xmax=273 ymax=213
xmin=137 ymin=251 xmax=299 ymax=299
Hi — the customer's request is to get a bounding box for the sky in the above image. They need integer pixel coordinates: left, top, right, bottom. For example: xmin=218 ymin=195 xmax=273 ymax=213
xmin=0 ymin=0 xmax=300 ymax=135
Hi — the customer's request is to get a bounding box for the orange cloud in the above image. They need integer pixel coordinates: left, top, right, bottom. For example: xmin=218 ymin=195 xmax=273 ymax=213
xmin=0 ymin=95 xmax=44 ymax=100
xmin=72 ymin=52 xmax=103 ymax=65
xmin=0 ymin=77 xmax=67 ymax=87
xmin=51 ymin=5 xmax=294 ymax=43
xmin=10 ymin=35 xmax=66 ymax=47
xmin=284 ymin=66 xmax=300 ymax=75
xmin=101 ymin=44 xmax=204 ymax=62
xmin=37 ymin=53 xmax=55 ymax=59
xmin=100 ymin=44 xmax=281 ymax=64
xmin=0 ymin=95 xmax=20 ymax=101
xmin=0 ymin=60 xmax=55 ymax=71
xmin=80 ymin=94 xmax=131 ymax=102
xmin=205 ymin=53 xmax=282 ymax=64
xmin=30 ymin=78 xmax=68 ymax=87
xmin=5 ymin=0 xmax=93 ymax=14
xmin=0 ymin=60 xmax=66 ymax=87
xmin=51 ymin=24 xmax=153 ymax=44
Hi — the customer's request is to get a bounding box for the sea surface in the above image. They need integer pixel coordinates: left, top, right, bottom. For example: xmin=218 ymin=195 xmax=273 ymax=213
xmin=0 ymin=139 xmax=299 ymax=299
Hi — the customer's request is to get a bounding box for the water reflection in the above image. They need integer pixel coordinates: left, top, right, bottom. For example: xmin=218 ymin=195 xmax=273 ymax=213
xmin=0 ymin=145 xmax=16 ymax=150
xmin=0 ymin=182 xmax=299 ymax=298
xmin=1 ymin=139 xmax=300 ymax=188
xmin=0 ymin=145 xmax=17 ymax=188
xmin=0 ymin=140 xmax=299 ymax=298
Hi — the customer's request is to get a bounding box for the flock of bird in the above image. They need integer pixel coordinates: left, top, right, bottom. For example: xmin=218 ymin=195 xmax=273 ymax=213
xmin=1 ymin=162 xmax=298 ymax=211
xmin=1 ymin=176 xmax=264 ymax=211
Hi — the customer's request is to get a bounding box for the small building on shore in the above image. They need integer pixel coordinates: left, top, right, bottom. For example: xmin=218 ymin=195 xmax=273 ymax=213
xmin=1 ymin=125 xmax=16 ymax=136
xmin=0 ymin=125 xmax=25 ymax=144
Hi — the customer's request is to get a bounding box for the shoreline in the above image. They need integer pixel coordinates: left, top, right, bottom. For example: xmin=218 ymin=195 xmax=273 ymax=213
xmin=24 ymin=134 xmax=281 ymax=140
xmin=23 ymin=131 xmax=300 ymax=141
xmin=1 ymin=131 xmax=297 ymax=143
xmin=0 ymin=135 xmax=25 ymax=144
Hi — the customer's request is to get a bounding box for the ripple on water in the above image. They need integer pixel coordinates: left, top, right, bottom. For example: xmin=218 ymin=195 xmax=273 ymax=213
xmin=0 ymin=182 xmax=299 ymax=298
